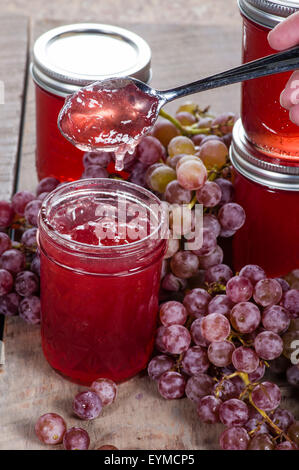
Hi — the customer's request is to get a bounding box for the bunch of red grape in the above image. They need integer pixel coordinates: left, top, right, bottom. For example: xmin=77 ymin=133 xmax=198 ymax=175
xmin=148 ymin=266 xmax=299 ymax=450
xmin=35 ymin=377 xmax=118 ymax=450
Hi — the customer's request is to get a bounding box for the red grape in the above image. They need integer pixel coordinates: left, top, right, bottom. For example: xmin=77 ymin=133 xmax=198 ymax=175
xmin=36 ymin=177 xmax=59 ymax=195
xmin=251 ymin=382 xmax=281 ymax=411
xmin=262 ymin=305 xmax=290 ymax=334
xmin=219 ymin=426 xmax=250 ymax=450
xmin=208 ymin=340 xmax=235 ymax=367
xmin=0 ymin=200 xmax=14 ymax=228
xmin=254 ymin=331 xmax=283 ymax=360
xmin=0 ymin=248 xmax=25 ymax=274
xmin=230 ymin=302 xmax=261 ymax=333
xmin=183 ymin=288 xmax=211 ymax=317
xmin=232 ymin=346 xmax=260 ymax=373
xmin=162 ymin=325 xmax=191 ymax=354
xmin=181 ymin=346 xmax=210 ymax=375
xmin=159 ymin=301 xmax=187 ymax=326
xmin=239 ymin=264 xmax=266 ymax=286
xmin=158 ymin=371 xmax=186 ymax=399
xmin=147 ymin=355 xmax=175 ymax=381
xmin=11 ymin=191 xmax=35 ymax=216
xmin=185 ymin=374 xmax=214 ymax=404
xmin=219 ymin=398 xmax=249 ymax=427
xmin=201 ymin=313 xmax=231 ymax=342
xmin=226 ymin=275 xmax=253 ymax=303
xmin=35 ymin=413 xmax=66 ymax=445
xmin=19 ymin=295 xmax=41 ymax=324
xmin=63 ymin=427 xmax=90 ymax=450
xmin=197 ymin=395 xmax=222 ymax=424
xmin=73 ymin=390 xmax=103 ymax=420
xmin=0 ymin=232 xmax=11 ymax=255
xmin=0 ymin=268 xmax=13 ymax=296
xmin=253 ymin=278 xmax=282 ymax=307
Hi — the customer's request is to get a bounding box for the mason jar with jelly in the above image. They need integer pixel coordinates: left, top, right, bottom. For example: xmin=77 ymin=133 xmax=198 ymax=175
xmin=238 ymin=0 xmax=299 ymax=163
xmin=230 ymin=119 xmax=299 ymax=277
xmin=31 ymin=23 xmax=152 ymax=182
xmin=38 ymin=178 xmax=167 ymax=385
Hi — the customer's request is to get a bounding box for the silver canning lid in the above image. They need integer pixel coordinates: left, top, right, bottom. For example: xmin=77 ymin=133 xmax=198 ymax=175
xmin=31 ymin=23 xmax=152 ymax=97
xmin=238 ymin=0 xmax=299 ymax=28
xmin=230 ymin=119 xmax=299 ymax=191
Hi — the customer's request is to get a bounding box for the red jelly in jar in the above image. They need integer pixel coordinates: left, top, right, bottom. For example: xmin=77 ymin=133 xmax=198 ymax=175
xmin=238 ymin=0 xmax=299 ymax=163
xmin=31 ymin=23 xmax=152 ymax=181
xmin=38 ymin=179 xmax=167 ymax=384
xmin=231 ymin=119 xmax=299 ymax=277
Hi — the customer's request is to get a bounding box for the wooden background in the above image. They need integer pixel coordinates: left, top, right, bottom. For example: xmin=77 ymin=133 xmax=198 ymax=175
xmin=0 ymin=6 xmax=298 ymax=451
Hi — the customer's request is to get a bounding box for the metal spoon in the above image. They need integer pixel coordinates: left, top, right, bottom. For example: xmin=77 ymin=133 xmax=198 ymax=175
xmin=133 ymin=45 xmax=299 ymax=109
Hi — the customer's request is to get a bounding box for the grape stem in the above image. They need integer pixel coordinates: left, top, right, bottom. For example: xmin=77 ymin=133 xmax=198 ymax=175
xmin=159 ymin=109 xmax=210 ymax=136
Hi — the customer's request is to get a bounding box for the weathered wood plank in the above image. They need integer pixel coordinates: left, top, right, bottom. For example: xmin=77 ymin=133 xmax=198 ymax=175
xmin=0 ymin=15 xmax=28 ymax=199
xmin=3 ymin=20 xmax=298 ymax=451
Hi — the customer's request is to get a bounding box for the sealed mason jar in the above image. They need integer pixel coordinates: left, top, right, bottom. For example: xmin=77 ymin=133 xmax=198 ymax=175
xmin=38 ymin=179 xmax=167 ymax=385
xmin=31 ymin=24 xmax=152 ymax=182
xmin=230 ymin=119 xmax=299 ymax=277
xmin=238 ymin=0 xmax=299 ymax=163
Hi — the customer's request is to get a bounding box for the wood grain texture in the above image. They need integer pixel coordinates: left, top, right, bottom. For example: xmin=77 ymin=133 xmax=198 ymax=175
xmin=0 ymin=15 xmax=28 ymax=199
xmin=2 ymin=20 xmax=299 ymax=451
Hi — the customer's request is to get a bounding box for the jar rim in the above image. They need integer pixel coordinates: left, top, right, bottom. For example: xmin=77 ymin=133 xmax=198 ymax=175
xmin=238 ymin=0 xmax=299 ymax=28
xmin=230 ymin=119 xmax=299 ymax=191
xmin=31 ymin=23 xmax=152 ymax=97
xmin=38 ymin=178 xmax=168 ymax=258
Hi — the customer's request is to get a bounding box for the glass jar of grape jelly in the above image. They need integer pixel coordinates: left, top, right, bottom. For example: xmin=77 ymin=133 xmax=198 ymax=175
xmin=238 ymin=0 xmax=299 ymax=163
xmin=38 ymin=178 xmax=167 ymax=385
xmin=230 ymin=119 xmax=299 ymax=277
xmin=31 ymin=24 xmax=152 ymax=182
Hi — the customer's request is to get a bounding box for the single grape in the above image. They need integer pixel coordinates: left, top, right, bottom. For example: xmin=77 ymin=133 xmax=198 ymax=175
xmin=162 ymin=325 xmax=191 ymax=354
xmin=230 ymin=302 xmax=261 ymax=334
xmin=24 ymin=199 xmax=42 ymax=227
xmin=248 ymin=433 xmax=274 ymax=450
xmin=21 ymin=227 xmax=38 ymax=248
xmin=287 ymin=422 xmax=299 ymax=446
xmin=203 ymin=214 xmax=221 ymax=238
xmin=19 ymin=295 xmax=41 ymax=324
xmin=15 ymin=271 xmax=39 ymax=296
xmin=162 ymin=273 xmax=187 ymax=292
xmin=281 ymin=289 xmax=299 ymax=319
xmin=218 ymin=202 xmax=246 ymax=231
xmin=219 ymin=426 xmax=250 ymax=450
xmin=183 ymin=288 xmax=211 ymax=317
xmin=157 ymin=371 xmax=186 ymax=399
xmin=232 ymin=346 xmax=260 ymax=373
xmin=177 ymin=158 xmax=207 ymax=191
xmin=262 ymin=305 xmax=290 ymax=334
xmin=73 ymin=390 xmax=103 ymax=420
xmin=196 ymin=181 xmax=222 ymax=207
xmin=245 ymin=418 xmax=270 ymax=436
xmin=175 ymin=111 xmax=196 ymax=125
xmin=11 ymin=191 xmax=36 ymax=216
xmin=226 ymin=275 xmax=253 ymax=303
xmin=275 ymin=278 xmax=290 ymax=293
xmin=31 ymin=254 xmax=41 ymax=277
xmin=212 ymin=112 xmax=236 ymax=135
xmin=201 ymin=313 xmax=231 ymax=342
xmin=164 ymin=180 xmax=192 ymax=204
xmin=35 ymin=413 xmax=67 ymax=445
xmin=0 ymin=249 xmax=25 ymax=274
xmin=181 ymin=346 xmax=210 ymax=375
xmin=168 ymin=136 xmax=195 ymax=157
xmin=138 ymin=135 xmax=166 ymax=165
xmin=214 ymin=178 xmax=234 ymax=205
xmin=164 ymin=237 xmax=180 ymax=260
xmin=151 ymin=119 xmax=180 ymax=148
xmin=185 ymin=374 xmax=214 ymax=404
xmin=147 ymin=165 xmax=176 ymax=193
xmin=83 ymin=150 xmax=112 ymax=168
xmin=248 ymin=361 xmax=266 ymax=382
xmin=197 ymin=395 xmax=222 ymax=424
xmin=147 ymin=355 xmax=175 ymax=381
xmin=0 ymin=232 xmax=11 ymax=256
xmin=198 ymin=139 xmax=228 ymax=169
xmin=208 ymin=294 xmax=234 ymax=317
xmin=253 ymin=278 xmax=282 ymax=307
xmin=251 ymin=382 xmax=281 ymax=411
xmin=239 ymin=264 xmax=266 ymax=286
xmin=219 ymin=399 xmax=249 ymax=427
xmin=214 ymin=378 xmax=240 ymax=401
xmin=36 ymin=177 xmax=60 ymax=195
xmin=286 ymin=365 xmax=299 ymax=388
xmin=0 ymin=200 xmax=14 ymax=228
xmin=275 ymin=441 xmax=298 ymax=450
xmin=90 ymin=378 xmax=117 ymax=406
xmin=190 ymin=318 xmax=210 ymax=347
xmin=170 ymin=251 xmax=199 ymax=279
xmin=81 ymin=165 xmax=109 ymax=179
xmin=254 ymin=331 xmax=283 ymax=360
xmin=0 ymin=268 xmax=13 ymax=296
xmin=159 ymin=301 xmax=187 ymax=326
xmin=191 ymin=228 xmax=217 ymax=257
xmin=272 ymin=408 xmax=295 ymax=432
xmin=205 ymin=264 xmax=233 ymax=284
xmin=63 ymin=427 xmax=90 ymax=450
xmin=0 ymin=292 xmax=20 ymax=316
xmin=198 ymin=245 xmax=224 ymax=269
xmin=208 ymin=340 xmax=235 ymax=367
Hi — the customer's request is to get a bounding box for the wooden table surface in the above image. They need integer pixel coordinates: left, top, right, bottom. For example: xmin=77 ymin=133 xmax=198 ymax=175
xmin=0 ymin=14 xmax=298 ymax=451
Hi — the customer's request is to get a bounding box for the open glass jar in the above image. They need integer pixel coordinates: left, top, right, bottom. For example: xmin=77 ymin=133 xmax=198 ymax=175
xmin=38 ymin=179 xmax=167 ymax=385
xmin=31 ymin=23 xmax=152 ymax=182
xmin=238 ymin=0 xmax=299 ymax=163
xmin=230 ymin=119 xmax=299 ymax=277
